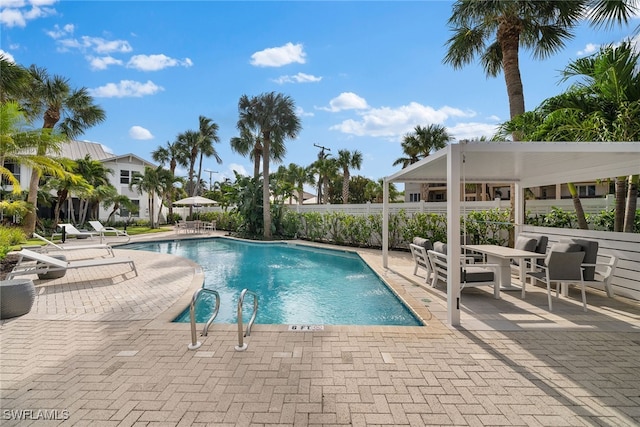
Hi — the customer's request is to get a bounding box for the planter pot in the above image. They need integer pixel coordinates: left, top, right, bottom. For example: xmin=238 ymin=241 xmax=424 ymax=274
xmin=0 ymin=278 xmax=36 ymax=319
xmin=37 ymin=254 xmax=67 ymax=280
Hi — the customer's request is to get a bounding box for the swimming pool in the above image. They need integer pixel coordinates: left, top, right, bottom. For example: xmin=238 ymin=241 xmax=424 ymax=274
xmin=123 ymin=238 xmax=422 ymax=326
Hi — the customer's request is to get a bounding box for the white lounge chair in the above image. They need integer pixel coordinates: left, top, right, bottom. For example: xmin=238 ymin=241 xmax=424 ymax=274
xmin=52 ymin=223 xmax=98 ymax=240
xmin=6 ymin=249 xmax=137 ymax=280
xmin=32 ymin=233 xmax=114 ymax=257
xmin=88 ymin=221 xmax=130 ymax=242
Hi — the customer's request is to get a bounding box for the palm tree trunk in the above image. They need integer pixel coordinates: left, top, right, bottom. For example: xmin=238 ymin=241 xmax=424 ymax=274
xmin=624 ymin=175 xmax=638 ymax=233
xmin=262 ymin=139 xmax=271 ymax=238
xmin=22 ymin=170 xmax=40 ymax=236
xmin=567 ymin=182 xmax=589 ymax=230
xmin=342 ymin=170 xmax=349 ymax=204
xmin=614 ymin=176 xmax=626 ymax=232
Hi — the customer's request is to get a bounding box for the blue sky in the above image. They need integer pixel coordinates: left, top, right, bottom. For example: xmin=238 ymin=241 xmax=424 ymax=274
xmin=1 ymin=0 xmax=638 ymax=190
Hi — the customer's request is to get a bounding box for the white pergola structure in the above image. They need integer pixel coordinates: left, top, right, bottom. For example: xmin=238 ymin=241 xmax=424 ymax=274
xmin=382 ymin=141 xmax=640 ymax=326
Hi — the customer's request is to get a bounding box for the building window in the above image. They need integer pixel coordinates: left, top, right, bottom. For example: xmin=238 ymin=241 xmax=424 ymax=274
xmin=409 ymin=193 xmax=420 ymax=202
xmin=578 ymin=185 xmax=596 ymax=197
xmin=120 ymin=200 xmax=140 ymax=218
xmin=120 ymin=170 xmax=130 ymax=184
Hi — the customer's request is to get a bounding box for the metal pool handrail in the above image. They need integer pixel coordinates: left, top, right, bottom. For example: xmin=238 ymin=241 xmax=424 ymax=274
xmin=235 ymin=289 xmax=258 ymax=351
xmin=187 ymin=288 xmax=220 ymax=350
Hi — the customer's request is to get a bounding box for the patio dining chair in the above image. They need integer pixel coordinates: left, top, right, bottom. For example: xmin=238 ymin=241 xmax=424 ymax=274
xmin=527 ymin=243 xmax=587 ymax=312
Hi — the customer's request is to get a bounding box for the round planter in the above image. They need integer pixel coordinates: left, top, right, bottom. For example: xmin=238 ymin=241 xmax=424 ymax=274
xmin=0 ymin=278 xmax=36 ymax=319
xmin=37 ymin=254 xmax=67 ymax=280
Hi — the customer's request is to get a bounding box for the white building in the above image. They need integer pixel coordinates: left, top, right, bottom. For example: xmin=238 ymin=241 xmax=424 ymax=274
xmin=6 ymin=140 xmax=160 ymax=223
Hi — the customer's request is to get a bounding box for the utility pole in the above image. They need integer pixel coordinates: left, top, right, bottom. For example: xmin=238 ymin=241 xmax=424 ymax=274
xmin=313 ymin=143 xmax=331 ymax=159
xmin=204 ymin=169 xmax=218 ymax=191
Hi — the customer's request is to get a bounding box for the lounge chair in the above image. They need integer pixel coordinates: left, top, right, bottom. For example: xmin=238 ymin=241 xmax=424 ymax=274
xmin=52 ymin=223 xmax=98 ymax=240
xmin=410 ymin=237 xmax=433 ymax=283
xmin=6 ymin=249 xmax=137 ymax=280
xmin=31 ymin=233 xmax=114 ymax=257
xmin=88 ymin=221 xmax=130 ymax=242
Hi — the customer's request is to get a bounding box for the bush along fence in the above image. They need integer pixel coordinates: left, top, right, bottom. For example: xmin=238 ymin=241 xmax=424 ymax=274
xmin=185 ymin=205 xmax=637 ymax=249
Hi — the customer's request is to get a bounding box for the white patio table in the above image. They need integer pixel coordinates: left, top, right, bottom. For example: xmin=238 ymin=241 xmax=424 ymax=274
xmin=464 ymin=245 xmax=547 ymax=297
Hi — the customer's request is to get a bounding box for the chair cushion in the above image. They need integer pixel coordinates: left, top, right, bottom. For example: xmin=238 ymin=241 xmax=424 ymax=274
xmin=412 ymin=237 xmax=433 ymax=251
xmin=513 ymin=236 xmax=537 ymax=266
xmin=515 ymin=236 xmax=537 ymax=252
xmin=545 ymin=242 xmax=581 ymax=267
xmin=433 ymin=241 xmax=447 ymax=254
xmin=462 ymin=266 xmax=494 ymax=283
xmin=570 ymin=238 xmax=598 ymax=281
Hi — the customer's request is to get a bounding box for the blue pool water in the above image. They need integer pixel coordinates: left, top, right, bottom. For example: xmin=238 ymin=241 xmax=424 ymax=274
xmin=123 ymin=238 xmax=421 ymax=326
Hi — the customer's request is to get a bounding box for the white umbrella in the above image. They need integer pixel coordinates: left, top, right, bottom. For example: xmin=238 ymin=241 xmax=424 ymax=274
xmin=173 ymin=196 xmax=217 ymax=206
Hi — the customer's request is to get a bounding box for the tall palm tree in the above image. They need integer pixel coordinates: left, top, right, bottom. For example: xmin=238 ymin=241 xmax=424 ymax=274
xmin=152 ymin=139 xmax=185 ymax=218
xmin=236 ymin=92 xmax=301 ymax=238
xmin=175 ymin=130 xmax=200 ymax=199
xmin=336 ymin=149 xmax=363 ymax=204
xmin=195 ymin=115 xmax=222 ymax=196
xmin=19 ymin=65 xmax=105 ymax=234
xmin=443 ymin=0 xmax=636 ymax=128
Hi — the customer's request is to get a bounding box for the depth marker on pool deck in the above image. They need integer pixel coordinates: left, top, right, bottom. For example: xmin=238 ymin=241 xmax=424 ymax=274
xmin=288 ymin=325 xmax=324 ymax=331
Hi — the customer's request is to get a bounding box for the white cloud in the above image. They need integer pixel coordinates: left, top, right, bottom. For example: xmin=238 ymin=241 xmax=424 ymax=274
xmin=0 ymin=49 xmax=15 ymax=62
xmin=320 ymin=92 xmax=369 ymax=112
xmin=448 ymin=122 xmax=499 ymax=141
xmin=295 ymin=106 xmax=314 ymax=117
xmin=87 ymin=55 xmax=123 ymax=70
xmin=46 ymin=23 xmax=73 ymax=39
xmin=89 ymin=80 xmax=164 ymax=98
xmin=52 ymin=34 xmax=133 ymax=55
xmin=250 ymin=42 xmax=306 ymax=67
xmin=127 ymin=54 xmax=193 ymax=71
xmin=228 ymin=163 xmax=249 ymax=178
xmin=273 ymin=72 xmax=322 ymax=84
xmin=129 ymin=125 xmax=154 ymax=140
xmin=330 ymin=102 xmax=475 ymax=139
xmin=0 ymin=0 xmax=56 ymax=28
xmin=577 ymin=43 xmax=599 ymax=56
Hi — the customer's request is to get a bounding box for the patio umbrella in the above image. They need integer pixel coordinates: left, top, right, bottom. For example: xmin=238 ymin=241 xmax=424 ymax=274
xmin=173 ymin=196 xmax=217 ymax=206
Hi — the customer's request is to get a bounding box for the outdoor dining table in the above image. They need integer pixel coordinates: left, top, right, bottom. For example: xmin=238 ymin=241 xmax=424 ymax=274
xmin=464 ymin=245 xmax=547 ymax=296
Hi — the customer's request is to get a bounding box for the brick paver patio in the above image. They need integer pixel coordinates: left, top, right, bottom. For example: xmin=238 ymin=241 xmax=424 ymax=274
xmin=1 ymin=230 xmax=639 ymax=426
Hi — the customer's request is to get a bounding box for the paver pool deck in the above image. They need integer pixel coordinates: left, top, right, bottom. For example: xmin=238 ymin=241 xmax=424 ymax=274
xmin=1 ymin=230 xmax=639 ymax=426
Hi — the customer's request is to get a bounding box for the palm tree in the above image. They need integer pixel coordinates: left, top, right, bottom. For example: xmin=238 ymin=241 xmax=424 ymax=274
xmin=287 ymin=163 xmax=315 ymax=205
xmin=312 ymin=156 xmax=339 ymax=204
xmin=336 ymin=149 xmax=363 ymax=204
xmin=393 ymin=125 xmax=451 ymax=201
xmin=499 ymin=41 xmax=640 ymax=231
xmin=443 ymin=0 xmax=636 ymax=127
xmin=195 ymin=115 xmax=222 ymax=196
xmin=19 ymin=65 xmax=105 ymax=234
xmin=152 ymin=139 xmax=185 ymax=218
xmin=175 ymin=130 xmax=200 ymax=199
xmin=129 ymin=166 xmax=163 ymax=228
xmin=74 ymin=155 xmax=113 ymax=223
xmin=230 ymin=126 xmax=263 ymax=180
xmin=0 ymin=55 xmax=31 ymax=103
xmin=236 ymin=92 xmax=301 ymax=238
